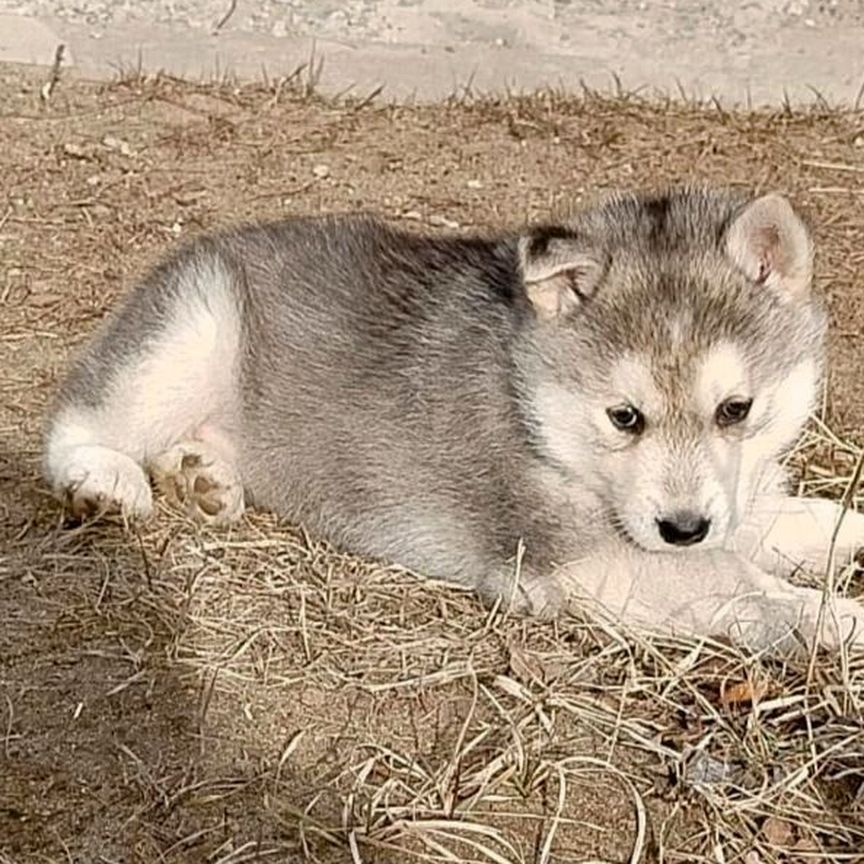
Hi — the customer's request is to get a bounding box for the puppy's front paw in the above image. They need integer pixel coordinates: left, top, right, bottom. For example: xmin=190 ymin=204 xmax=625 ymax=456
xmin=723 ymin=590 xmax=864 ymax=655
xmin=807 ymin=594 xmax=864 ymax=651
xmin=54 ymin=445 xmax=153 ymax=520
xmin=478 ymin=567 xmax=564 ymax=619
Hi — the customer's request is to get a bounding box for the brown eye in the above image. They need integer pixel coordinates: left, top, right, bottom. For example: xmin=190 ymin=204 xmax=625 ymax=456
xmin=607 ymin=405 xmax=645 ymax=435
xmin=716 ymin=397 xmax=753 ymax=427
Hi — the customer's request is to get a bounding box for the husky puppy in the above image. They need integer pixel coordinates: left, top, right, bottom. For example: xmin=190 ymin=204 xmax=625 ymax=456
xmin=44 ymin=188 xmax=864 ymax=652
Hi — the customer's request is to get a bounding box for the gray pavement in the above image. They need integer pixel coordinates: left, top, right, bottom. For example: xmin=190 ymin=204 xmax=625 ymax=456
xmin=0 ymin=1 xmax=863 ymax=106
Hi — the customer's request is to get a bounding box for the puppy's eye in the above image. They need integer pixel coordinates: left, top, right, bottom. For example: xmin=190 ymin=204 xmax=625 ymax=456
xmin=606 ymin=405 xmax=645 ymax=434
xmin=716 ymin=396 xmax=753 ymax=427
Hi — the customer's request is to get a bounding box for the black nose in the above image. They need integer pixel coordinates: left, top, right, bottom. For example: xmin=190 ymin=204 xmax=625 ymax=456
xmin=656 ymin=512 xmax=711 ymax=546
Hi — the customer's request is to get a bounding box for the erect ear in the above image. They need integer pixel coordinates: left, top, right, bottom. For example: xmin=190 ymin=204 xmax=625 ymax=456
xmin=518 ymin=226 xmax=606 ymax=318
xmin=725 ymin=193 xmax=813 ymax=300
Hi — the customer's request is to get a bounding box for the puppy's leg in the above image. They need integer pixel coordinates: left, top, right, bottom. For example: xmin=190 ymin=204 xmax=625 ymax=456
xmin=733 ymin=495 xmax=864 ymax=576
xmin=556 ymin=542 xmax=864 ymax=653
xmin=149 ymin=427 xmax=244 ymax=526
xmin=44 ymin=254 xmax=242 ymax=521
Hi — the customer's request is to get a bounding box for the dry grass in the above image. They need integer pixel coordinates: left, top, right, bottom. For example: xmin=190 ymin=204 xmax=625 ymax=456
xmin=1 ymin=64 xmax=864 ymax=863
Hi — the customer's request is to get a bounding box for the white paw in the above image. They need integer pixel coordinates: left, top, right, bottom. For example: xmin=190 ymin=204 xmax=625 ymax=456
xmin=726 ymin=591 xmax=864 ymax=654
xmin=809 ymin=595 xmax=864 ymax=651
xmin=479 ymin=568 xmax=565 ymax=618
xmin=53 ymin=445 xmax=153 ymax=519
xmin=828 ymin=506 xmax=864 ymax=565
xmin=150 ymin=441 xmax=244 ymax=526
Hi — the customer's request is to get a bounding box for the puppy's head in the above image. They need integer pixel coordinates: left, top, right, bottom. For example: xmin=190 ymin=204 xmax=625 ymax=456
xmin=519 ymin=188 xmax=825 ymax=551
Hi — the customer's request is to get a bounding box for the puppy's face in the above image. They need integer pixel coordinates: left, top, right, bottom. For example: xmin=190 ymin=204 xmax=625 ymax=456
xmin=534 ymin=339 xmax=818 ymax=551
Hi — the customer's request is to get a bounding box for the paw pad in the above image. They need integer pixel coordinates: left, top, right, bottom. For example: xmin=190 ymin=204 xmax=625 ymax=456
xmin=150 ymin=442 xmax=244 ymax=526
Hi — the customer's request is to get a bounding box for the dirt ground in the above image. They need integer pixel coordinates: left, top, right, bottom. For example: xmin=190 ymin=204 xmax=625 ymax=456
xmin=1 ymin=64 xmax=864 ymax=863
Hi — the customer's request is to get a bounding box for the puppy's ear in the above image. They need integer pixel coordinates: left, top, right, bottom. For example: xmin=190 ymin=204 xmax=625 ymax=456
xmin=725 ymin=194 xmax=813 ymax=300
xmin=518 ymin=226 xmax=606 ymax=318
